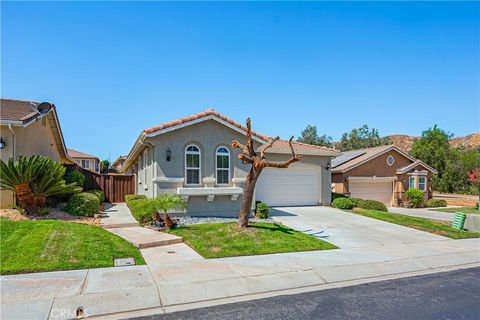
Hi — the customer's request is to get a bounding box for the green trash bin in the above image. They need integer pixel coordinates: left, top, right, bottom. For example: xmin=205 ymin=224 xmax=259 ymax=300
xmin=452 ymin=212 xmax=467 ymax=230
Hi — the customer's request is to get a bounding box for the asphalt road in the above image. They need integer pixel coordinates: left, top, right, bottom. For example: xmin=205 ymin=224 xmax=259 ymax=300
xmin=130 ymin=267 xmax=480 ymax=320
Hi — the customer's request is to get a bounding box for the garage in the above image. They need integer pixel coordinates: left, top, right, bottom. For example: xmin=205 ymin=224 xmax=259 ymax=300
xmin=255 ymin=168 xmax=320 ymax=206
xmin=349 ymin=178 xmax=394 ymax=205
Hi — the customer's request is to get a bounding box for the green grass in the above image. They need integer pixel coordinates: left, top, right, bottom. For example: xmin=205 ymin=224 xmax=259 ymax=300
xmin=0 ymin=218 xmax=145 ymax=275
xmin=430 ymin=207 xmax=479 ymax=214
xmin=351 ymin=209 xmax=480 ymax=239
xmin=169 ymin=222 xmax=337 ymax=258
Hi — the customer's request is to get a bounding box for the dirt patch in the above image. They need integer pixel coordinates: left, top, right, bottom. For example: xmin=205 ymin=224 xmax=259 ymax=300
xmin=0 ymin=208 xmax=99 ymax=225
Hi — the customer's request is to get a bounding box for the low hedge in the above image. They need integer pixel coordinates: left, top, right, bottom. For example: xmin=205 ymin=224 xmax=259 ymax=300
xmin=357 ymin=199 xmax=388 ymax=212
xmin=126 ymin=197 xmax=157 ymax=224
xmin=65 ymin=192 xmax=100 ymax=217
xmin=427 ymin=199 xmax=447 ymax=208
xmin=331 ymin=197 xmax=355 ymax=210
xmin=86 ymin=190 xmax=105 ymax=203
xmin=125 ymin=194 xmax=147 ymax=203
xmin=331 ymin=192 xmax=346 ymax=202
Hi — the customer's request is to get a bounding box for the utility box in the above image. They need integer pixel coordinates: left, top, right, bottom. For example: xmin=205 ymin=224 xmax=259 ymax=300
xmin=452 ymin=213 xmax=467 ymax=230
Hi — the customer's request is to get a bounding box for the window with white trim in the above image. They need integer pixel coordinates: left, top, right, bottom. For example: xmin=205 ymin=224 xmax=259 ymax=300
xmin=185 ymin=145 xmax=201 ymax=185
xmin=216 ymin=146 xmax=230 ymax=184
xmin=81 ymin=159 xmax=89 ymax=169
xmin=409 ymin=176 xmax=415 ymax=189
xmin=418 ymin=176 xmax=426 ymax=191
xmin=386 ymin=155 xmax=395 ymax=166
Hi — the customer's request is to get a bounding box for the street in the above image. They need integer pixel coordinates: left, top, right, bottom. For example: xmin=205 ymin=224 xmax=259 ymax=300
xmin=131 ymin=267 xmax=480 ymax=320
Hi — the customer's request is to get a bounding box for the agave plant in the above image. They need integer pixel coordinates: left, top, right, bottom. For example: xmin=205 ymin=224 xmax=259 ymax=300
xmin=155 ymin=194 xmax=187 ymax=229
xmin=31 ymin=158 xmax=82 ymax=208
xmin=0 ymin=156 xmax=45 ymax=209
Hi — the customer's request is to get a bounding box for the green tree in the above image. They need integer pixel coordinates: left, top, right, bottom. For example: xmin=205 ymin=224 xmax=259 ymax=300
xmin=100 ymin=160 xmax=111 ymax=173
xmin=337 ymin=125 xmax=390 ymax=151
xmin=297 ymin=125 xmax=333 ymax=147
xmin=155 ymin=194 xmax=187 ymax=229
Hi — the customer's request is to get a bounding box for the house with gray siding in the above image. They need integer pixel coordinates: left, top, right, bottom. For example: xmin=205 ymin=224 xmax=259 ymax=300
xmin=121 ymin=109 xmax=340 ymax=216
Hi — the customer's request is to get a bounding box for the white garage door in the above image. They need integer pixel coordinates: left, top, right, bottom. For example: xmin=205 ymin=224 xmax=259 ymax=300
xmin=256 ymin=168 xmax=319 ymax=206
xmin=349 ymin=180 xmax=393 ymax=204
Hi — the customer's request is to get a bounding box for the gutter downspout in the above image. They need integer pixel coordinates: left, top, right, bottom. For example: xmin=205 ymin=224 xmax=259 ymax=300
xmin=7 ymin=124 xmax=15 ymax=159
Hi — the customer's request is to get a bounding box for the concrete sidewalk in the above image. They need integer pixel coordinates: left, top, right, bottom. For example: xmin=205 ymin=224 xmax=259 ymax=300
xmin=100 ymin=203 xmax=139 ymax=228
xmin=388 ymin=206 xmax=456 ymax=221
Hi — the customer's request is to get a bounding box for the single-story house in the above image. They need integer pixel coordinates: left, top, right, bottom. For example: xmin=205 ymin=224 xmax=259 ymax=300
xmin=68 ymin=148 xmax=100 ymax=173
xmin=0 ymin=98 xmax=73 ymax=208
xmin=331 ymin=145 xmax=437 ymax=206
xmin=121 ymin=109 xmax=340 ymax=216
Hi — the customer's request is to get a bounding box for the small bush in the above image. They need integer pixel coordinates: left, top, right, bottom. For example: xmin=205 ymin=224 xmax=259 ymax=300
xmin=331 ymin=192 xmax=346 ymax=202
xmin=405 ymin=189 xmax=425 ymax=208
xmin=255 ymin=202 xmax=270 ymax=219
xmin=427 ymin=199 xmax=447 ymax=208
xmin=125 ymin=194 xmax=147 ymax=203
xmin=37 ymin=207 xmax=51 ymax=216
xmin=349 ymin=198 xmax=364 ymax=207
xmin=127 ymin=198 xmax=158 ymax=224
xmin=65 ymin=192 xmax=100 ymax=216
xmin=331 ymin=197 xmax=355 ymax=209
xmin=357 ymin=199 xmax=388 ymax=212
xmin=65 ymin=169 xmax=85 ymax=189
xmin=86 ymin=189 xmax=105 ymax=203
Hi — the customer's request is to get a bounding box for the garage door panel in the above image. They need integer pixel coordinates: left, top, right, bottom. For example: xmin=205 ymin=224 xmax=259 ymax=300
xmin=349 ymin=180 xmax=393 ymax=204
xmin=256 ymin=168 xmax=319 ymax=206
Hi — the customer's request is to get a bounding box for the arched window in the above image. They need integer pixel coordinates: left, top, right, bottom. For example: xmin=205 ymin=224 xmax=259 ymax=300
xmin=216 ymin=146 xmax=230 ymax=185
xmin=185 ymin=145 xmax=201 ymax=185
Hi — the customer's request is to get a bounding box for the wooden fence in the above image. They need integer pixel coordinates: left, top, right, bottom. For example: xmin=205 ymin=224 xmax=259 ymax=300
xmin=66 ymin=165 xmax=135 ymax=203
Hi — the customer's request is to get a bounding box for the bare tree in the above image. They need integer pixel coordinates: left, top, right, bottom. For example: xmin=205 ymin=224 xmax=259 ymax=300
xmin=231 ymin=118 xmax=302 ymax=227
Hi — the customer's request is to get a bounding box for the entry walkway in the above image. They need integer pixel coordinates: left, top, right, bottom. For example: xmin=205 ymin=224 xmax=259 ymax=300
xmin=388 ymin=206 xmax=455 ymax=221
xmin=99 ymin=203 xmax=139 ymax=228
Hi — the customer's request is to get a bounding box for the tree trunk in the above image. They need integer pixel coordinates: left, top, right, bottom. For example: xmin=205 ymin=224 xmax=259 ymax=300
xmin=14 ymin=184 xmax=35 ymax=212
xmin=238 ymin=167 xmax=262 ymax=227
xmin=33 ymin=195 xmax=47 ymax=209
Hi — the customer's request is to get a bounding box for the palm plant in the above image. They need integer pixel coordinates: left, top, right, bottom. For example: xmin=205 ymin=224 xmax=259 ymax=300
xmin=155 ymin=194 xmax=187 ymax=229
xmin=31 ymin=158 xmax=82 ymax=208
xmin=0 ymin=156 xmax=45 ymax=209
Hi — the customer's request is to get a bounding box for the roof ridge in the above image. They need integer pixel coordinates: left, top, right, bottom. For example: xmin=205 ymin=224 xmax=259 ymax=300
xmin=0 ymin=98 xmax=41 ymax=105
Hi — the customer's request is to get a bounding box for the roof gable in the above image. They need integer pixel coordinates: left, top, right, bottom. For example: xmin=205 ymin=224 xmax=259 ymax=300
xmin=67 ymin=148 xmax=99 ymax=160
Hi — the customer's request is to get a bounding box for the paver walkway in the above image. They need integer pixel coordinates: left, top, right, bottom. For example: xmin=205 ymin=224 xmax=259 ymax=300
xmin=2 ymin=205 xmax=479 ymax=319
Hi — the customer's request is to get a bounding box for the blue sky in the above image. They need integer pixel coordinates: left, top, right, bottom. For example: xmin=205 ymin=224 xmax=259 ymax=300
xmin=2 ymin=1 xmax=479 ymax=160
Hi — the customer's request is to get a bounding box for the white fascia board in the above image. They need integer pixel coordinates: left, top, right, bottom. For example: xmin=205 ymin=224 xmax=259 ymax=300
xmin=144 ymin=115 xmax=267 ymax=144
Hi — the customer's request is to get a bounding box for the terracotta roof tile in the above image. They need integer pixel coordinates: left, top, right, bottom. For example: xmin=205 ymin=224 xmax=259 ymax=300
xmin=143 ymin=109 xmax=271 ymax=141
xmin=259 ymin=139 xmax=339 ymax=154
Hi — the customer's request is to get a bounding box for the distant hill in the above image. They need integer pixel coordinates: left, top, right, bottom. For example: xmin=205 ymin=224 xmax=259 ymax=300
xmin=385 ymin=133 xmax=480 ymax=152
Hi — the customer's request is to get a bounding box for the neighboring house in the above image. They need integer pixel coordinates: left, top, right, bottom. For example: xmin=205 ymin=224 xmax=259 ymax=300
xmin=0 ymin=98 xmax=73 ymax=208
xmin=121 ymin=109 xmax=340 ymax=216
xmin=112 ymin=155 xmax=131 ymax=173
xmin=67 ymin=149 xmax=100 ymax=173
xmin=331 ymin=145 xmax=437 ymax=206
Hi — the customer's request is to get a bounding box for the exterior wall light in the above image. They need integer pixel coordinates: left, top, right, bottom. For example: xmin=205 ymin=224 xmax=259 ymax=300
xmin=325 ymin=163 xmax=330 ymax=170
xmin=0 ymin=137 xmax=5 ymax=149
xmin=166 ymin=148 xmax=172 ymax=161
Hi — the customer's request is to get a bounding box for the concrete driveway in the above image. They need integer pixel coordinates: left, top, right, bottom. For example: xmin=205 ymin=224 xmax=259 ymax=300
xmin=270 ymin=206 xmax=447 ymax=249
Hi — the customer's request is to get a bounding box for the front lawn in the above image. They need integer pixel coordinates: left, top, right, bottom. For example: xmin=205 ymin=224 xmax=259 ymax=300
xmin=351 ymin=209 xmax=480 ymax=239
xmin=430 ymin=207 xmax=479 ymax=214
xmin=0 ymin=218 xmax=145 ymax=275
xmin=169 ymin=222 xmax=337 ymax=258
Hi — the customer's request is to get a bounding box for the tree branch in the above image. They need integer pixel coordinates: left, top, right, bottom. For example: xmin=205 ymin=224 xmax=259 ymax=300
xmin=260 ymin=136 xmax=279 ymax=159
xmin=263 ymin=136 xmax=302 ymax=168
xmin=231 ymin=140 xmax=250 ymax=156
xmin=246 ymin=118 xmax=256 ymax=157
xmin=238 ymin=153 xmax=254 ymax=164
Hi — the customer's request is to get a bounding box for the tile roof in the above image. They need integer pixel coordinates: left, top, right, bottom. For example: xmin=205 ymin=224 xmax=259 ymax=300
xmin=332 ymin=145 xmax=394 ymax=172
xmin=67 ymin=148 xmax=99 ymax=159
xmin=258 ymin=139 xmax=339 ymax=155
xmin=396 ymin=160 xmax=438 ymax=175
xmin=0 ymin=98 xmax=41 ymax=122
xmin=143 ymin=109 xmax=271 ymax=141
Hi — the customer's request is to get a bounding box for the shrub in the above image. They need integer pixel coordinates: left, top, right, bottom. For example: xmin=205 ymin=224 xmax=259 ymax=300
xmin=426 ymin=199 xmax=447 ymax=208
xmin=357 ymin=199 xmax=388 ymax=212
xmin=331 ymin=192 xmax=346 ymax=202
xmin=331 ymin=197 xmax=355 ymax=209
xmin=37 ymin=207 xmax=51 ymax=216
xmin=64 ymin=169 xmax=85 ymax=189
xmin=349 ymin=198 xmax=364 ymax=207
xmin=127 ymin=198 xmax=158 ymax=224
xmin=405 ymin=189 xmax=425 ymax=208
xmin=86 ymin=189 xmax=105 ymax=203
xmin=125 ymin=194 xmax=147 ymax=203
xmin=65 ymin=192 xmax=100 ymax=216
xmin=255 ymin=202 xmax=270 ymax=219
